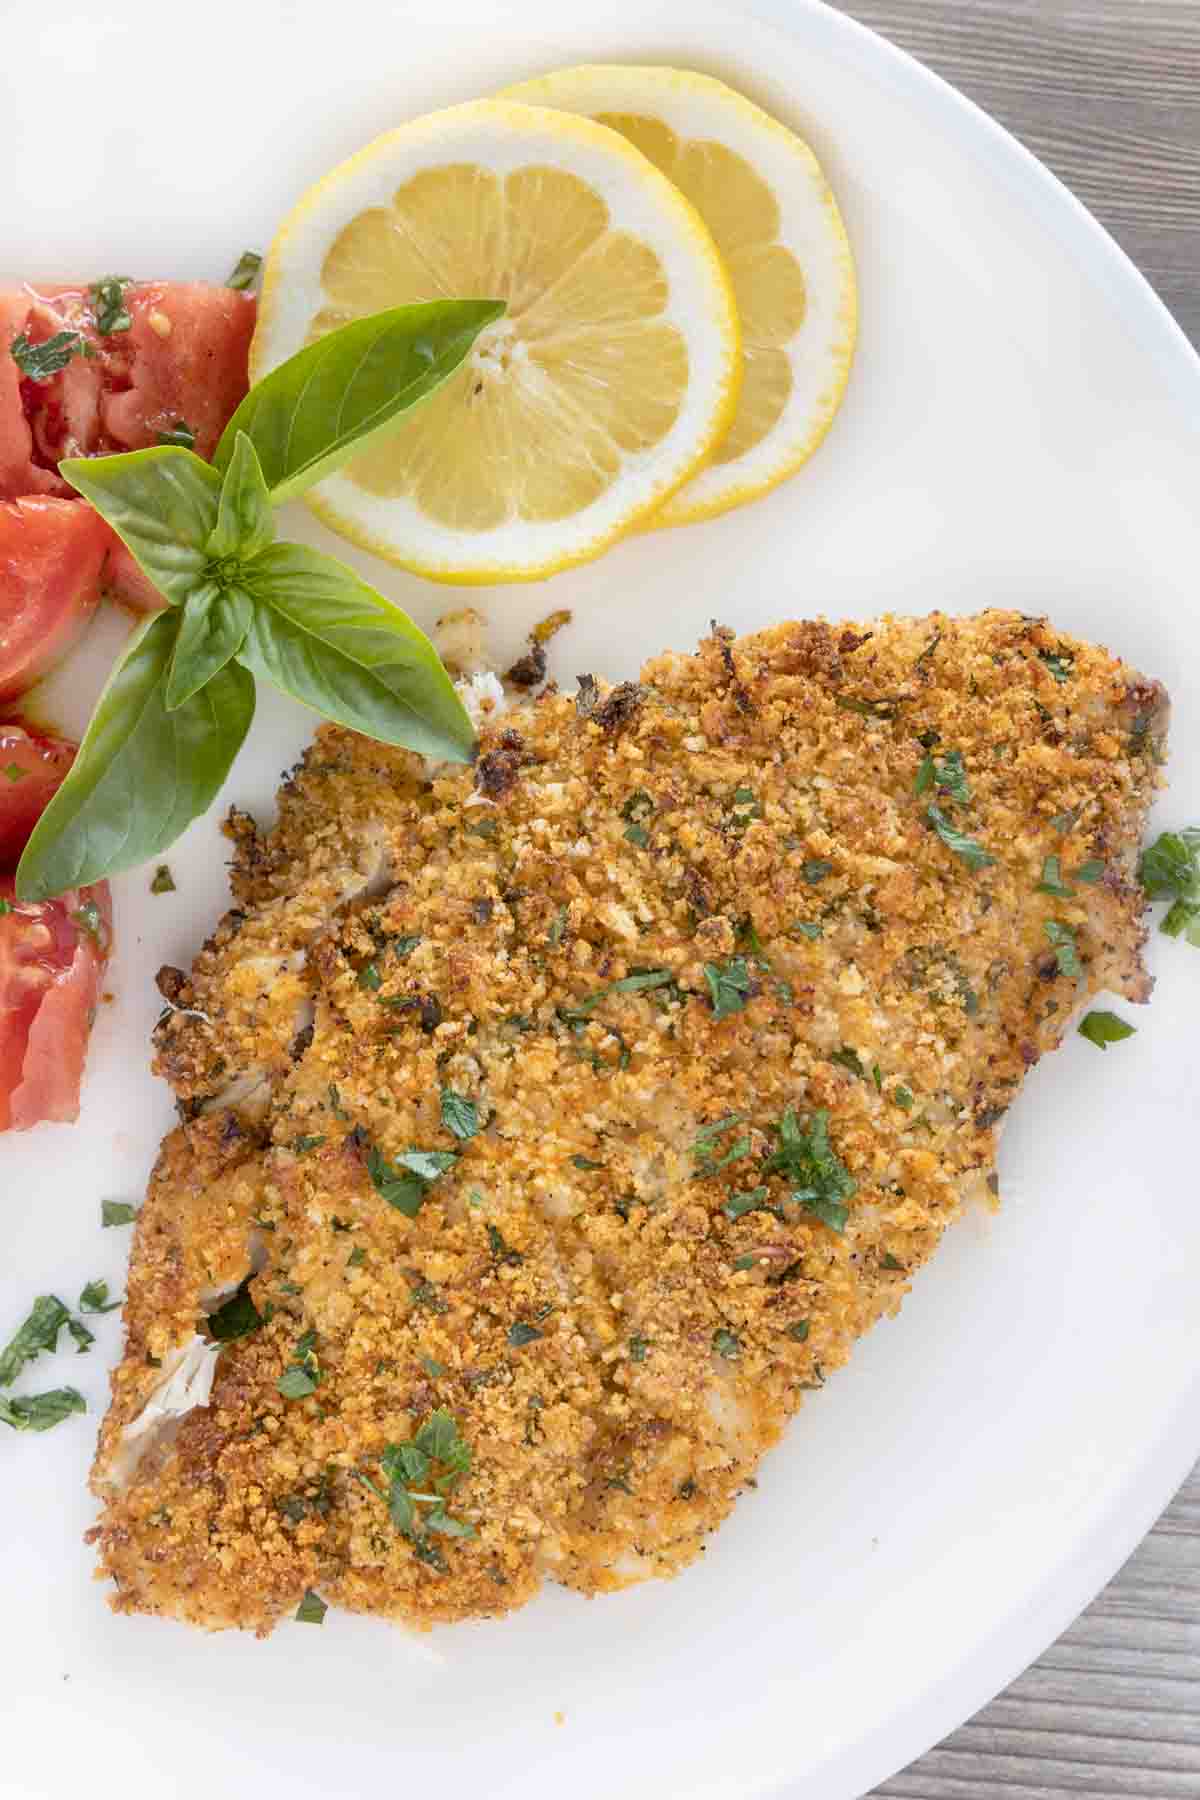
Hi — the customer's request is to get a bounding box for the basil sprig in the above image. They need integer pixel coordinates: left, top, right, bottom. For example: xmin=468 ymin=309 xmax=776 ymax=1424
xmin=16 ymin=299 xmax=502 ymax=901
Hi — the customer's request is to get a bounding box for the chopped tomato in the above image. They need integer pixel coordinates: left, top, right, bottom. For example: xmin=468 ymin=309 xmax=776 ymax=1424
xmin=0 ymin=724 xmax=76 ymax=867
xmin=102 ymin=535 xmax=166 ymax=614
xmin=0 ymin=496 xmax=107 ymax=700
xmin=1 ymin=280 xmax=255 ymax=615
xmin=0 ymin=280 xmax=255 ymax=492
xmin=0 ymin=874 xmax=111 ymax=1131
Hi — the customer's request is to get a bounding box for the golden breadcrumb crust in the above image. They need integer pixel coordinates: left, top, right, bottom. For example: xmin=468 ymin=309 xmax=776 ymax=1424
xmin=88 ymin=612 xmax=1166 ymax=1634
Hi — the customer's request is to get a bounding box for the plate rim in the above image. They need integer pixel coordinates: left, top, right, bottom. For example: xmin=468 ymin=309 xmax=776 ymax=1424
xmin=741 ymin=1 xmax=1200 ymax=1792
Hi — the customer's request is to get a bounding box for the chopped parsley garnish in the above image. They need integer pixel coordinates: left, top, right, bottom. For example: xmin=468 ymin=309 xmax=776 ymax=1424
xmin=571 ymin=1154 xmax=604 ymax=1170
xmin=72 ymin=899 xmax=105 ymax=945
xmin=621 ymin=789 xmax=654 ymax=821
xmin=1050 ymin=805 xmax=1083 ymax=835
xmin=0 ymin=899 xmax=10 ymax=914
xmin=629 ymin=1335 xmax=650 ymax=1362
xmin=0 ymin=1388 xmax=86 ymax=1433
xmin=149 ymin=863 xmax=176 ymax=894
xmin=836 ymin=695 xmax=900 ymax=720
xmin=101 ymin=1199 xmax=138 ymax=1229
xmin=880 ymin=1252 xmax=906 ymax=1271
xmin=278 ymin=1331 xmax=322 ymax=1399
xmin=1038 ymin=646 xmax=1074 ymax=684
xmin=206 ymin=1277 xmax=263 ymax=1342
xmin=791 ymin=920 xmax=823 ymax=941
xmin=67 ymin=1317 xmax=95 ymax=1354
xmin=360 ymin=1409 xmax=474 ymax=1559
xmin=692 ymin=1113 xmax=746 ymax=1158
xmin=367 ymin=1145 xmax=458 ymax=1217
xmin=155 ymin=421 xmax=195 ymax=450
xmin=1035 ymin=854 xmax=1075 ymax=897
xmin=508 ymin=1321 xmax=544 ymax=1348
xmin=226 ymin=249 xmax=262 ymax=291
xmin=440 ymin=1088 xmax=480 ymax=1141
xmin=487 ymin=1224 xmax=522 ymax=1266
xmin=712 ymin=1328 xmax=740 ymax=1360
xmin=787 ymin=1320 xmax=811 ymax=1343
xmin=393 ymin=934 xmax=422 ymax=959
xmin=0 ymin=1295 xmax=71 ymax=1387
xmin=1074 ymin=859 xmax=1104 ymax=884
xmin=420 ymin=1355 xmax=445 ymax=1377
xmin=893 ymin=1085 xmax=915 ymax=1111
xmin=10 ymin=329 xmax=93 ymax=381
xmin=624 ymin=822 xmax=650 ymax=847
xmin=547 ymin=905 xmax=568 ymax=945
xmin=295 ymin=1589 xmax=327 ymax=1624
xmin=1044 ymin=920 xmax=1082 ymax=979
xmin=293 ymin=1134 xmax=326 ymax=1155
xmin=347 ymin=1246 xmax=367 ymax=1268
xmin=89 ymin=275 xmax=132 ymax=334
xmin=78 ymin=1280 xmax=119 ymax=1315
xmin=801 ymin=860 xmax=832 ymax=884
xmin=1078 ymin=1010 xmax=1137 ymax=1050
xmin=703 ymin=956 xmax=753 ymax=1020
xmin=828 ymin=1046 xmax=865 ymax=1079
xmin=764 ymin=1108 xmax=856 ymax=1234
xmin=4 ymin=762 xmax=27 ymax=781
xmin=1139 ymin=827 xmax=1200 ymax=946
xmin=926 ymin=803 xmax=995 ymax=870
xmin=723 ymin=1186 xmax=770 ymax=1221
xmin=914 ymin=748 xmax=969 ymax=803
xmin=573 ymin=968 xmax=676 ymax=1012
xmin=358 ymin=961 xmax=382 ymax=991
xmin=465 ymin=815 xmax=498 ymax=839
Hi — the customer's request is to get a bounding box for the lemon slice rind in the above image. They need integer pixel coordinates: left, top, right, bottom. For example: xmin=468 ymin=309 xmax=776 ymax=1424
xmin=252 ymin=99 xmax=741 ymax=583
xmin=502 ymin=66 xmax=857 ymax=529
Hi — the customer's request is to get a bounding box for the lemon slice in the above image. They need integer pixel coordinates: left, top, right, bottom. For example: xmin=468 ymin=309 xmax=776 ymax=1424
xmin=503 ymin=66 xmax=857 ymax=528
xmin=252 ymin=99 xmax=740 ymax=583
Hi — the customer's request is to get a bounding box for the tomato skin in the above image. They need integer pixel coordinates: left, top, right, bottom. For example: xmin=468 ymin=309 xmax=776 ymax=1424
xmin=0 ymin=874 xmax=111 ymax=1131
xmin=0 ymin=496 xmax=107 ymax=700
xmin=0 ymin=724 xmax=76 ymax=868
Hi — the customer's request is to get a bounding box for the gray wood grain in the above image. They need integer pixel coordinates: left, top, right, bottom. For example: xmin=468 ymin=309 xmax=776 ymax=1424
xmin=822 ymin=7 xmax=1200 ymax=1791
xmin=834 ymin=0 xmax=1200 ymax=348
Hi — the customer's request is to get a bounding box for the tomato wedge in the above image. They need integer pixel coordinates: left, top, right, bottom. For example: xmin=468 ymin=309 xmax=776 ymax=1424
xmin=0 ymin=496 xmax=107 ymax=700
xmin=0 ymin=724 xmax=76 ymax=868
xmin=0 ymin=875 xmax=112 ymax=1131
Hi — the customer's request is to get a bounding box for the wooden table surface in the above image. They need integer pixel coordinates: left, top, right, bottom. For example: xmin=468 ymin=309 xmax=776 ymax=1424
xmin=820 ymin=4 xmax=1200 ymax=1795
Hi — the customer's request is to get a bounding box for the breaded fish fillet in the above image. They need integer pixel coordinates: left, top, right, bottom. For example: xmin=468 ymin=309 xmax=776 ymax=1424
xmin=88 ymin=612 xmax=1167 ymax=1634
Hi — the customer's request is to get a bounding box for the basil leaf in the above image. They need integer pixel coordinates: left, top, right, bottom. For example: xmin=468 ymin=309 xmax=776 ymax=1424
xmin=0 ymin=1388 xmax=86 ymax=1432
xmin=1078 ymin=1010 xmax=1136 ymax=1050
xmin=60 ymin=447 xmax=222 ymax=608
xmin=165 ymin=582 xmax=254 ymax=710
xmin=17 ymin=610 xmax=255 ymax=900
xmin=207 ymin=431 xmax=275 ymax=563
xmin=238 ymin=542 xmax=473 ymax=762
xmin=215 ymin=299 xmax=505 ymax=502
xmin=0 ymin=1296 xmax=71 ymax=1387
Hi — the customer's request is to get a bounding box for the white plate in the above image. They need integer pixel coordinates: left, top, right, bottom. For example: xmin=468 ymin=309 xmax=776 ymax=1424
xmin=3 ymin=3 xmax=1199 ymax=1797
